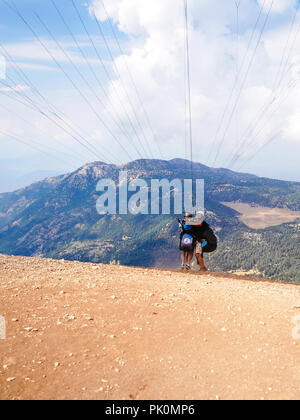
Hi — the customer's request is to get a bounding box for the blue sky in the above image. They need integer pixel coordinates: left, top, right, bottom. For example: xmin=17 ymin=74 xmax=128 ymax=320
xmin=0 ymin=0 xmax=119 ymax=45
xmin=0 ymin=0 xmax=126 ymax=87
xmin=1 ymin=0 xmax=300 ymax=189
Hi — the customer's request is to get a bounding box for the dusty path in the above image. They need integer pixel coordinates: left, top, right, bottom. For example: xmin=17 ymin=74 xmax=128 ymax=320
xmin=0 ymin=255 xmax=299 ymax=400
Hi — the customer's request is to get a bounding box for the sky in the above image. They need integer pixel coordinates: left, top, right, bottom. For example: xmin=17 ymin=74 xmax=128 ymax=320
xmin=1 ymin=0 xmax=300 ymax=187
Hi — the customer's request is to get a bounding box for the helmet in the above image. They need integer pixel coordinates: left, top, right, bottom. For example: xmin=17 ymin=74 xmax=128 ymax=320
xmin=195 ymin=210 xmax=205 ymax=224
xmin=184 ymin=212 xmax=193 ymax=219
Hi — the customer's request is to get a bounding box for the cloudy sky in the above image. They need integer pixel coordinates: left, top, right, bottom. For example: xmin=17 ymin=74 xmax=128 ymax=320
xmin=0 ymin=0 xmax=300 ymax=185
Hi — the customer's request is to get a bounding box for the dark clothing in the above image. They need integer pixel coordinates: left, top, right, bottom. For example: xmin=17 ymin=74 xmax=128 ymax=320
xmin=192 ymin=221 xmax=218 ymax=254
xmin=178 ymin=219 xmax=217 ymax=254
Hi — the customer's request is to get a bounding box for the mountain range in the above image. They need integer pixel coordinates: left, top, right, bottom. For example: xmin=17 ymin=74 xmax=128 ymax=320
xmin=0 ymin=159 xmax=299 ymax=283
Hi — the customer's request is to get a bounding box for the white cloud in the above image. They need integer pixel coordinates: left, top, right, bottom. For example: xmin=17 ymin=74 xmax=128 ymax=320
xmin=2 ymin=0 xmax=300 ymax=174
xmin=0 ymin=84 xmax=30 ymax=92
xmin=8 ymin=61 xmax=58 ymax=72
xmin=1 ymin=37 xmax=106 ymax=67
xmin=258 ymin=0 xmax=297 ymax=14
xmin=87 ymin=0 xmax=300 ymax=167
xmin=283 ymin=96 xmax=300 ymax=142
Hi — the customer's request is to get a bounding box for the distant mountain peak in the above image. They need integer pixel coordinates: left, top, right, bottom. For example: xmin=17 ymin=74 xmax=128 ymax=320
xmin=0 ymin=158 xmax=299 ymax=283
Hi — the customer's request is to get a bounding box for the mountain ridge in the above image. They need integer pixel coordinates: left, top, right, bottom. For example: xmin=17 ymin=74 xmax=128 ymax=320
xmin=0 ymin=159 xmax=299 ymax=283
xmin=2 ymin=158 xmax=298 ymax=200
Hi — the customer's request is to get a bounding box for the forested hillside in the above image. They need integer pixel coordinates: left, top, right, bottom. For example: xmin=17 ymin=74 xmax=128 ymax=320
xmin=0 ymin=159 xmax=299 ymax=282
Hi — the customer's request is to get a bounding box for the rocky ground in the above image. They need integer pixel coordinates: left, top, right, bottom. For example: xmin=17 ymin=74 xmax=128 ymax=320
xmin=0 ymin=254 xmax=299 ymax=400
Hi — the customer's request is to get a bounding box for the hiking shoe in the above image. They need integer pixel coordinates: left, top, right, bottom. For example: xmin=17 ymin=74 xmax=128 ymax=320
xmin=199 ymin=267 xmax=208 ymax=273
xmin=181 ymin=265 xmax=185 ymax=271
xmin=186 ymin=265 xmax=191 ymax=271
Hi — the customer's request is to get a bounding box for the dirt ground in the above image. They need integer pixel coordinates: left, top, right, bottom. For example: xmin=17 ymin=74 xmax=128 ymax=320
xmin=0 ymin=254 xmax=299 ymax=400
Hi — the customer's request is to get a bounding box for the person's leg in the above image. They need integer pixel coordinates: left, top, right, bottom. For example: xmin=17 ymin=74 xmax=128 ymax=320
xmin=195 ymin=242 xmax=208 ymax=271
xmin=196 ymin=253 xmax=208 ymax=271
xmin=181 ymin=251 xmax=186 ymax=268
xmin=186 ymin=251 xmax=193 ymax=270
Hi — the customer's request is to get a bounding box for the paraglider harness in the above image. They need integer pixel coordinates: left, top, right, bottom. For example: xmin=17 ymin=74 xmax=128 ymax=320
xmin=178 ymin=218 xmax=217 ymax=254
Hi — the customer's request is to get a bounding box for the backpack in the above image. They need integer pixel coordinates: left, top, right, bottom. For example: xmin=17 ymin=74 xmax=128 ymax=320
xmin=188 ymin=221 xmax=218 ymax=254
xmin=201 ymin=227 xmax=218 ymax=253
xmin=180 ymin=233 xmax=196 ymax=252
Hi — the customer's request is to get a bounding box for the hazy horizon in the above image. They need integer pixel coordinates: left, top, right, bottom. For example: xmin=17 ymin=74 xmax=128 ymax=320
xmin=1 ymin=0 xmax=300 ymax=186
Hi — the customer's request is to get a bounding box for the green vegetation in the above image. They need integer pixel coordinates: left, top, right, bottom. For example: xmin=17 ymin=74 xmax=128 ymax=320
xmin=210 ymin=222 xmax=300 ymax=283
xmin=0 ymin=159 xmax=299 ymax=283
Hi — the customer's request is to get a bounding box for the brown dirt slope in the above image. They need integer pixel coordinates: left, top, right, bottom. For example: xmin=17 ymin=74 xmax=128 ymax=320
xmin=0 ymin=254 xmax=299 ymax=400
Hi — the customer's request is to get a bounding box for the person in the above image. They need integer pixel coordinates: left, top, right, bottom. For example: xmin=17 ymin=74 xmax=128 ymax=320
xmin=179 ymin=212 xmax=196 ymax=271
xmin=192 ymin=211 xmax=218 ymax=272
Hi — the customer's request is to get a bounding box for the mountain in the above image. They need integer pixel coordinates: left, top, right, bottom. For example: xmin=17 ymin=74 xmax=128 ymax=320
xmin=0 ymin=159 xmax=299 ymax=282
